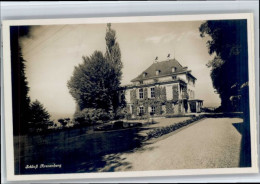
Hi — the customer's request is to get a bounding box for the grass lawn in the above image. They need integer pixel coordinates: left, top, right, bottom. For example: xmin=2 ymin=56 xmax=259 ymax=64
xmin=14 ymin=117 xmax=190 ymax=174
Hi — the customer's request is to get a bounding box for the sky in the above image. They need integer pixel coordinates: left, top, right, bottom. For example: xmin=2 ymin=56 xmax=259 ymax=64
xmin=20 ymin=21 xmax=221 ymax=121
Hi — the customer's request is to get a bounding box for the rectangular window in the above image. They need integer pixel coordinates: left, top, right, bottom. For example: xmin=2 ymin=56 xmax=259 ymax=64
xmin=151 ymin=106 xmax=155 ymax=114
xmin=139 ymin=106 xmax=144 ymax=115
xmin=172 ymin=67 xmax=176 ymax=72
xmin=139 ymin=88 xmax=144 ymax=99
xmin=151 ymin=87 xmax=155 ymax=98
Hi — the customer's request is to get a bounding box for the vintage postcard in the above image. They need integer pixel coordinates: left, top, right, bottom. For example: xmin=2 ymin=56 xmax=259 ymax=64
xmin=2 ymin=13 xmax=258 ymax=181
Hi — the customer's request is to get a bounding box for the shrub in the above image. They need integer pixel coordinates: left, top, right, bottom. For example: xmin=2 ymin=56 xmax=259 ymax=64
xmin=114 ymin=112 xmax=126 ymax=120
xmin=113 ymin=107 xmax=127 ymax=120
xmin=125 ymin=113 xmax=132 ymax=120
xmin=146 ymin=115 xmax=206 ymax=140
xmin=28 ymin=120 xmax=55 ymax=134
xmin=58 ymin=118 xmax=66 ymax=127
xmin=113 ymin=121 xmax=124 ymax=129
xmin=58 ymin=118 xmax=72 ymax=128
xmin=74 ymin=108 xmax=111 ymax=126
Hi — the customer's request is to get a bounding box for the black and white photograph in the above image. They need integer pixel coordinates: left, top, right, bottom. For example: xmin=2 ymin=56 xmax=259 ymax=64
xmin=2 ymin=14 xmax=258 ymax=180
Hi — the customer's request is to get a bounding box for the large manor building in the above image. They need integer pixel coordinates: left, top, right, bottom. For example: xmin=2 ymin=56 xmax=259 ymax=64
xmin=120 ymin=57 xmax=203 ymax=118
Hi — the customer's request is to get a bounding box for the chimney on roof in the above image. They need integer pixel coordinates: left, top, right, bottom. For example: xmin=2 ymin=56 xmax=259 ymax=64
xmin=167 ymin=53 xmax=171 ymax=60
xmin=154 ymin=56 xmax=158 ymax=63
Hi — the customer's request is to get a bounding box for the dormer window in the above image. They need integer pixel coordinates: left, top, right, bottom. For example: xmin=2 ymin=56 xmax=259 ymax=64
xmin=156 ymin=70 xmax=160 ymax=76
xmin=143 ymin=72 xmax=147 ymax=77
xmin=172 ymin=67 xmax=177 ymax=72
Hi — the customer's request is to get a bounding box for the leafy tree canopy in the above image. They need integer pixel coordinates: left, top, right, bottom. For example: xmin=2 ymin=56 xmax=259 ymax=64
xmin=68 ymin=24 xmax=125 ymax=117
xmin=199 ymin=20 xmax=249 ymax=111
xmin=68 ymin=51 xmax=114 ymax=111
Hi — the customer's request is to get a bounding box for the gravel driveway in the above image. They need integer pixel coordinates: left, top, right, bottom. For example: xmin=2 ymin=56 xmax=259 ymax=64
xmin=99 ymin=117 xmax=248 ymax=172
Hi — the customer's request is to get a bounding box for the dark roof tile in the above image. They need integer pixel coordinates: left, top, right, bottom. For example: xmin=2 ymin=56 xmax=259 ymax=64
xmin=131 ymin=59 xmax=193 ymax=82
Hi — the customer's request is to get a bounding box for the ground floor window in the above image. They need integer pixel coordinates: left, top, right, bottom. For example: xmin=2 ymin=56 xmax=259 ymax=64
xmin=151 ymin=106 xmax=155 ymax=114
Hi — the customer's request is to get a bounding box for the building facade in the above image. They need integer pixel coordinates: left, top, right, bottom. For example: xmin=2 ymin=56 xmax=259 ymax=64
xmin=121 ymin=58 xmax=203 ymax=118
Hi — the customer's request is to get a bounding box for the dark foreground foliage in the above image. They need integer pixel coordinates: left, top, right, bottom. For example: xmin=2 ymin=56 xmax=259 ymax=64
xmin=10 ymin=26 xmax=53 ymax=135
xmin=199 ymin=20 xmax=249 ymax=113
xmin=14 ymin=125 xmax=145 ymax=174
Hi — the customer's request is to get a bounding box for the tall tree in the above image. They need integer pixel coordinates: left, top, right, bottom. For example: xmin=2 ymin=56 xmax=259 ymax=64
xmin=10 ymin=26 xmax=32 ymax=135
xmin=199 ymin=20 xmax=249 ymax=113
xmin=105 ymin=23 xmax=124 ymax=113
xmin=68 ymin=23 xmax=125 ymax=117
xmin=29 ymin=100 xmax=51 ymax=131
xmin=68 ymin=51 xmax=115 ymax=111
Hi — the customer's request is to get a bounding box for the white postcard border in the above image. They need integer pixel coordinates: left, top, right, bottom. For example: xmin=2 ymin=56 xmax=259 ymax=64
xmin=2 ymin=13 xmax=258 ymax=181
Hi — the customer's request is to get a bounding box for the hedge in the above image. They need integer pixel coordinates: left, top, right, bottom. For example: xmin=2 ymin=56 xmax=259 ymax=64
xmin=145 ymin=112 xmax=244 ymax=140
xmin=146 ymin=115 xmax=206 ymax=140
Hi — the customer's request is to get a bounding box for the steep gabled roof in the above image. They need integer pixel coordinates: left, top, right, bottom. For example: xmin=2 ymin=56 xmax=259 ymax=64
xmin=131 ymin=59 xmax=195 ymax=82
